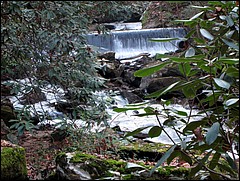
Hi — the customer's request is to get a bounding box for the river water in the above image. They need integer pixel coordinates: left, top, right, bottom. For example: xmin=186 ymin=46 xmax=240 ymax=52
xmin=86 ymin=22 xmax=186 ymax=59
xmin=5 ymin=22 xmax=238 ymax=159
xmin=6 ymin=22 xmax=205 ymax=145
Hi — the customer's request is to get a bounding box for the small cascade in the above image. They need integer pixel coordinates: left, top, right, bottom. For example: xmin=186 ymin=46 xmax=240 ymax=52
xmin=86 ymin=27 xmax=187 ymax=59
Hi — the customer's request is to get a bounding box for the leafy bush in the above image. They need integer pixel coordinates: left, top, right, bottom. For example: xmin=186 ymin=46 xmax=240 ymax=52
xmin=114 ymin=1 xmax=239 ymax=180
xmin=1 ymin=1 xmax=111 ymax=135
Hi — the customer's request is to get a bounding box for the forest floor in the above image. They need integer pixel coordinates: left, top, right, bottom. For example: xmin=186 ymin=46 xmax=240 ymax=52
xmin=16 ymin=126 xmax=190 ymax=180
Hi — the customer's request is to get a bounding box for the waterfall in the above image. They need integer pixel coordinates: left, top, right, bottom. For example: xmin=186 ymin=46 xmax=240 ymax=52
xmin=86 ymin=27 xmax=187 ymax=59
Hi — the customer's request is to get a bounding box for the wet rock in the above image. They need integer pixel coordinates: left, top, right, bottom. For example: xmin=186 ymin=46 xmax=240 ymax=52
xmin=1 ymin=99 xmax=17 ymax=127
xmin=1 ymin=119 xmax=10 ymax=140
xmin=97 ymin=51 xmax=116 ymax=61
xmin=122 ymin=68 xmax=142 ymax=88
xmin=51 ymin=152 xmax=115 ymax=180
xmin=96 ymin=54 xmax=125 ymax=79
xmin=140 ymin=76 xmax=182 ymax=94
xmin=120 ymin=90 xmax=143 ymax=104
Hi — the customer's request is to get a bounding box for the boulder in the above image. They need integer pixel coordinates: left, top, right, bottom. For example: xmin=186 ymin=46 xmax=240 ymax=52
xmin=120 ymin=90 xmax=143 ymax=104
xmin=140 ymin=76 xmax=182 ymax=94
xmin=97 ymin=51 xmax=116 ymax=61
xmin=1 ymin=140 xmax=28 ymax=180
xmin=1 ymin=99 xmax=17 ymax=127
xmin=50 ymin=152 xmax=126 ymax=180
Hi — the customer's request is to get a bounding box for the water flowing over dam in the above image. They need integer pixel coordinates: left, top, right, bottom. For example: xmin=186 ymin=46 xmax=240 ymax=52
xmin=86 ymin=27 xmax=187 ymax=59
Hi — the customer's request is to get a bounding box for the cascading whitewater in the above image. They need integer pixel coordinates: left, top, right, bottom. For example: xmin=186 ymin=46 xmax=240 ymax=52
xmin=86 ymin=27 xmax=187 ymax=59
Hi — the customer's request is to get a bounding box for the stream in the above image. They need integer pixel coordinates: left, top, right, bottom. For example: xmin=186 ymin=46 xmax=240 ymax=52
xmin=6 ymin=22 xmax=238 ymax=159
xmin=8 ymin=22 xmax=201 ymax=145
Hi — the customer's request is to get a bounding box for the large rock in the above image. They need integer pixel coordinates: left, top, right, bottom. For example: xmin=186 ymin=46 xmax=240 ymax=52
xmin=120 ymin=90 xmax=143 ymax=104
xmin=1 ymin=98 xmax=17 ymax=127
xmin=50 ymin=152 xmax=126 ymax=180
xmin=1 ymin=140 xmax=28 ymax=180
xmin=140 ymin=76 xmax=182 ymax=94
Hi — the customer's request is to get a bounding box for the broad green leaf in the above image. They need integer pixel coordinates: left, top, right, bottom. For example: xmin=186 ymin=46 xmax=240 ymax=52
xmin=209 ymin=152 xmax=221 ymax=170
xmin=25 ymin=121 xmax=30 ymax=130
xmin=180 ymin=151 xmax=192 ymax=165
xmin=178 ymin=62 xmax=191 ymax=76
xmin=185 ymin=30 xmax=196 ymax=39
xmin=218 ymin=58 xmax=239 ymax=65
xmin=183 ymin=120 xmax=205 ymax=134
xmin=171 ymin=109 xmax=188 ymax=117
xmin=17 ymin=125 xmax=25 ymax=136
xmin=149 ymin=37 xmax=179 ymax=42
xmin=163 ymin=117 xmax=177 ymax=126
xmin=205 ymin=122 xmax=220 ymax=145
xmin=224 ymin=153 xmax=238 ymax=170
xmin=221 ymin=38 xmax=239 ymax=50
xmin=208 ymin=1 xmax=225 ymax=6
xmin=213 ymin=78 xmax=231 ymax=89
xmin=124 ymin=126 xmax=151 ymax=138
xmin=144 ymin=106 xmax=155 ymax=113
xmin=167 ymin=150 xmax=181 ymax=165
xmin=185 ymin=47 xmax=195 ymax=58
xmin=224 ymin=98 xmax=239 ymax=107
xmin=170 ymin=57 xmax=202 ymax=63
xmin=134 ymin=61 xmax=171 ymax=77
xmin=188 ymin=163 xmax=202 ymax=178
xmin=188 ymin=151 xmax=212 ymax=178
xmin=182 ymin=86 xmax=196 ymax=99
xmin=149 ymin=145 xmax=177 ymax=176
xmin=193 ymin=37 xmax=206 ymax=44
xmin=113 ymin=107 xmax=144 ymax=113
xmin=217 ymin=163 xmax=235 ymax=175
xmin=126 ymin=102 xmax=150 ymax=107
xmin=148 ymin=126 xmax=162 ymax=138
xmin=200 ymin=28 xmax=214 ymax=40
xmin=155 ymin=54 xmax=171 ymax=59
xmin=226 ymin=67 xmax=239 ymax=78
xmin=189 ymin=11 xmax=204 ymax=20
xmin=133 ymin=112 xmax=160 ymax=117
xmin=145 ymin=81 xmax=180 ymax=98
xmin=10 ymin=122 xmax=20 ymax=129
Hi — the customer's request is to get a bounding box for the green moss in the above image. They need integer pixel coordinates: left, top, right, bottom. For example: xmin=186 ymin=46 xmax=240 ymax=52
xmin=120 ymin=142 xmax=169 ymax=153
xmin=1 ymin=147 xmax=28 ymax=180
xmin=122 ymin=173 xmax=136 ymax=180
xmin=70 ymin=151 xmax=96 ymax=163
xmin=157 ymin=166 xmax=189 ymax=176
xmin=103 ymin=159 xmax=127 ymax=172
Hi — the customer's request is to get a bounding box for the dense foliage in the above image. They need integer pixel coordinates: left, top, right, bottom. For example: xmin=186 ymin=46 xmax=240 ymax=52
xmin=1 ymin=1 xmax=239 ymax=180
xmin=115 ymin=1 xmax=239 ymax=180
xmin=1 ymin=1 xmax=111 ymax=135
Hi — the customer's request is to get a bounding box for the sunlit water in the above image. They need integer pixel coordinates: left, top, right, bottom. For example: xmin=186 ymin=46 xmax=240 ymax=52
xmin=6 ymin=78 xmax=204 ymax=145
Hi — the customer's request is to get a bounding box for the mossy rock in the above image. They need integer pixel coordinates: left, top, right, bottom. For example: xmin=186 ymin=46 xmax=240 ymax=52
xmin=117 ymin=141 xmax=170 ymax=162
xmin=1 ymin=146 xmax=28 ymax=180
